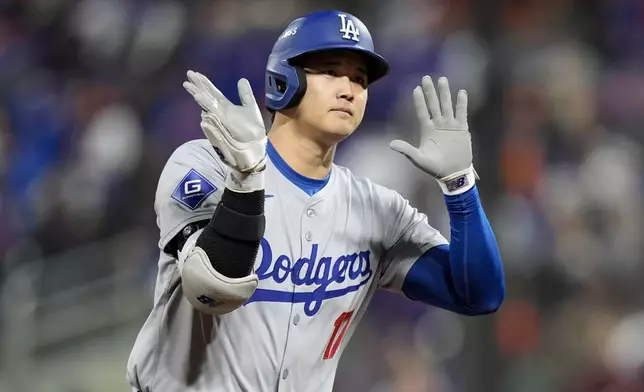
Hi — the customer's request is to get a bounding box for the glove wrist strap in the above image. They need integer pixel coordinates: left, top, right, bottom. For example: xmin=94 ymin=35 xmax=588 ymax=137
xmin=225 ymin=169 xmax=265 ymax=193
xmin=437 ymin=165 xmax=477 ymax=196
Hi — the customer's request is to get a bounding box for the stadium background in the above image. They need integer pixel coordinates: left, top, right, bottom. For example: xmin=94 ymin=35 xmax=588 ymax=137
xmin=0 ymin=0 xmax=643 ymax=391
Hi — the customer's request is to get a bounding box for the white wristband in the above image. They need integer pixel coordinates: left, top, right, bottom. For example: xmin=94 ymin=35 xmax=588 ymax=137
xmin=225 ymin=168 xmax=265 ymax=193
xmin=437 ymin=166 xmax=477 ymax=196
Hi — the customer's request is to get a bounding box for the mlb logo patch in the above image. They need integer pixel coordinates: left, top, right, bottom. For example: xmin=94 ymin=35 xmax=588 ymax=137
xmin=172 ymin=169 xmax=217 ymax=210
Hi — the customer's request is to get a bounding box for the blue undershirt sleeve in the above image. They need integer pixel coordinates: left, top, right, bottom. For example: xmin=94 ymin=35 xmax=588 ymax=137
xmin=401 ymin=186 xmax=505 ymax=315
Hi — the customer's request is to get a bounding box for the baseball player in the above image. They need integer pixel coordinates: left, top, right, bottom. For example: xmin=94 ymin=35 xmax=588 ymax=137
xmin=127 ymin=10 xmax=505 ymax=392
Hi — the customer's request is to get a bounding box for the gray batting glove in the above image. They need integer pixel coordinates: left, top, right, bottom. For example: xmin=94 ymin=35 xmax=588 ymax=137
xmin=183 ymin=71 xmax=267 ymax=192
xmin=183 ymin=71 xmax=267 ymax=172
xmin=390 ymin=76 xmax=477 ymax=195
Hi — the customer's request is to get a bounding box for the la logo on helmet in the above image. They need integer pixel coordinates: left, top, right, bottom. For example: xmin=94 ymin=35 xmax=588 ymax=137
xmin=338 ymin=14 xmax=359 ymax=42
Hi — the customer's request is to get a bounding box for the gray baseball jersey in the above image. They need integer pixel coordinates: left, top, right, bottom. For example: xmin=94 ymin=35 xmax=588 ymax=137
xmin=127 ymin=139 xmax=447 ymax=392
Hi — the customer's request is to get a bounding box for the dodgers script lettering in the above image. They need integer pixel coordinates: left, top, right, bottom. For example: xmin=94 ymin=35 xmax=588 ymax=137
xmin=248 ymin=238 xmax=373 ymax=316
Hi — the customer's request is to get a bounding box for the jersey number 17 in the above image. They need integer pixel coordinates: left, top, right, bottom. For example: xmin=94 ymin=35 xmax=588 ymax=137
xmin=323 ymin=311 xmax=354 ymax=360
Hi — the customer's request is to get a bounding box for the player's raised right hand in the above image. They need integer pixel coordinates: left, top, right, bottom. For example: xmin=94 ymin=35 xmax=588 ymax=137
xmin=183 ymin=71 xmax=267 ymax=174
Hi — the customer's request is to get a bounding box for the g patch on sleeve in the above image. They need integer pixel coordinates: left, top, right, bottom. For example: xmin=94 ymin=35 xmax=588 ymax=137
xmin=171 ymin=169 xmax=218 ymax=210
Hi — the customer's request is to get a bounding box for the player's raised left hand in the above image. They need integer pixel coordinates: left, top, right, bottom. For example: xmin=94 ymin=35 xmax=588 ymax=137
xmin=389 ymin=76 xmax=477 ymax=195
xmin=183 ymin=70 xmax=267 ymax=174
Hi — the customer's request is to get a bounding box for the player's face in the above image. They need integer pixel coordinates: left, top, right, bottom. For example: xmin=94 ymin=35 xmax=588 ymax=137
xmin=293 ymin=51 xmax=369 ymax=142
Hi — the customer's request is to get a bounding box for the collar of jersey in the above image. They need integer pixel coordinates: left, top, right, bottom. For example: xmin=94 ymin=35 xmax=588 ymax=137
xmin=267 ymin=139 xmax=331 ymax=196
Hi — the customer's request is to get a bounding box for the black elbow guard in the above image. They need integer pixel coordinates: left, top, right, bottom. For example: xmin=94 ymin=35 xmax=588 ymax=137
xmin=196 ymin=188 xmax=266 ymax=279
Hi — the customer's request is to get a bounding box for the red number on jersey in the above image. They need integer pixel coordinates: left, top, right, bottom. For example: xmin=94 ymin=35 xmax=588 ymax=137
xmin=323 ymin=311 xmax=354 ymax=360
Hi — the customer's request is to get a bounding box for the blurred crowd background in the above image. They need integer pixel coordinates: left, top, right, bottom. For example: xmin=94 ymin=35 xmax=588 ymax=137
xmin=1 ymin=0 xmax=643 ymax=391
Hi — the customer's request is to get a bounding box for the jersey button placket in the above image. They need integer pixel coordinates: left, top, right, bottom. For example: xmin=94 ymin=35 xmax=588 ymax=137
xmin=282 ymin=368 xmax=289 ymax=380
xmin=304 ymin=207 xmax=315 ymax=241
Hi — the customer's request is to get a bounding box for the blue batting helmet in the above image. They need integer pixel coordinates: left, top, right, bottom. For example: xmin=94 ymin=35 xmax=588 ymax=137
xmin=265 ymin=10 xmax=390 ymax=111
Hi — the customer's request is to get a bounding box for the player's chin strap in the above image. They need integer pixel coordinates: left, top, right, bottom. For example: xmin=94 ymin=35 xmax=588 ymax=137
xmin=178 ymin=228 xmax=259 ymax=315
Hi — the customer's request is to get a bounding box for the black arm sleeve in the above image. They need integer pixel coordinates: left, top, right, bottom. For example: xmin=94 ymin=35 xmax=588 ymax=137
xmin=165 ymin=188 xmax=266 ymax=279
xmin=196 ymin=188 xmax=265 ymax=278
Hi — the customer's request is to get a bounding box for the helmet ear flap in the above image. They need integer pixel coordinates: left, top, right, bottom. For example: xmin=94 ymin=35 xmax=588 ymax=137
xmin=281 ymin=66 xmax=307 ymax=110
xmin=268 ymin=66 xmax=308 ymax=111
